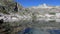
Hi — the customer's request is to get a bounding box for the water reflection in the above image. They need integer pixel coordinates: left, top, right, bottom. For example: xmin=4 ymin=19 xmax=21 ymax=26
xmin=18 ymin=27 xmax=50 ymax=34
xmin=17 ymin=20 xmax=60 ymax=34
xmin=48 ymin=30 xmax=60 ymax=34
xmin=18 ymin=28 xmax=60 ymax=34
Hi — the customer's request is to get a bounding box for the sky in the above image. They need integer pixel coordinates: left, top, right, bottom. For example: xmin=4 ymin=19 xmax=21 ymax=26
xmin=15 ymin=0 xmax=60 ymax=8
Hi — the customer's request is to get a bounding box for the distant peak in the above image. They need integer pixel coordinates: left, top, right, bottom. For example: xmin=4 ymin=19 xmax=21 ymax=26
xmin=30 ymin=3 xmax=56 ymax=9
xmin=36 ymin=3 xmax=49 ymax=8
xmin=38 ymin=3 xmax=47 ymax=6
xmin=42 ymin=3 xmax=47 ymax=6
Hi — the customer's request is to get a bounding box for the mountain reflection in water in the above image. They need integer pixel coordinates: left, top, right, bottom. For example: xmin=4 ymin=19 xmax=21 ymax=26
xmin=18 ymin=27 xmax=49 ymax=34
xmin=18 ymin=27 xmax=60 ymax=34
xmin=17 ymin=21 xmax=60 ymax=34
xmin=48 ymin=30 xmax=60 ymax=34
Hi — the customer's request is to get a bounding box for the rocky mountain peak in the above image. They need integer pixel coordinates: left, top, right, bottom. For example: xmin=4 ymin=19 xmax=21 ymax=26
xmin=38 ymin=3 xmax=47 ymax=7
xmin=29 ymin=3 xmax=55 ymax=9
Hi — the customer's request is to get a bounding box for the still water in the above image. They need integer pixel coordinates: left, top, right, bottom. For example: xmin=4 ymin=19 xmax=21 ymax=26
xmin=17 ymin=27 xmax=60 ymax=34
xmin=17 ymin=21 xmax=60 ymax=34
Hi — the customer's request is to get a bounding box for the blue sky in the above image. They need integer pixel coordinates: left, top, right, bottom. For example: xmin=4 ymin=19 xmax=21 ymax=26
xmin=15 ymin=0 xmax=60 ymax=7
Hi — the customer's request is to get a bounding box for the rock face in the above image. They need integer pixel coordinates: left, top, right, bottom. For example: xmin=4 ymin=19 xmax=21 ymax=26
xmin=0 ymin=0 xmax=22 ymax=14
xmin=0 ymin=0 xmax=22 ymax=34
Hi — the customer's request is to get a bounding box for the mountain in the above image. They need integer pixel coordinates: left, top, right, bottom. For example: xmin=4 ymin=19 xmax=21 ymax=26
xmin=0 ymin=0 xmax=24 ymax=34
xmin=0 ymin=0 xmax=23 ymax=14
xmin=29 ymin=3 xmax=60 ymax=9
xmin=28 ymin=3 xmax=60 ymax=14
xmin=0 ymin=0 xmax=60 ymax=34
